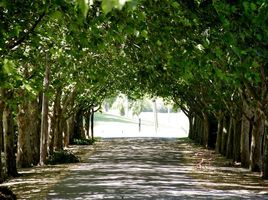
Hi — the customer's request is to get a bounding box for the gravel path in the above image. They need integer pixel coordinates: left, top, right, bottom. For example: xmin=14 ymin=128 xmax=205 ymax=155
xmin=47 ymin=138 xmax=268 ymax=200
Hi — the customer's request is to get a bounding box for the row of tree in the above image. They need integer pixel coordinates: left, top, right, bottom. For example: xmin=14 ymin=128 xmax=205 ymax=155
xmin=0 ymin=0 xmax=267 ymax=183
xmin=122 ymin=0 xmax=268 ymax=178
xmin=0 ymin=0 xmax=134 ymax=181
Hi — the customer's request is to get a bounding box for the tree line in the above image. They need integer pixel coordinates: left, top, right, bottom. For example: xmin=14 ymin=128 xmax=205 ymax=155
xmin=0 ymin=0 xmax=267 ymax=182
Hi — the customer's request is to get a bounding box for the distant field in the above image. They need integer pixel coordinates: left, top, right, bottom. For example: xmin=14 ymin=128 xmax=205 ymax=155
xmin=94 ymin=111 xmax=189 ymax=138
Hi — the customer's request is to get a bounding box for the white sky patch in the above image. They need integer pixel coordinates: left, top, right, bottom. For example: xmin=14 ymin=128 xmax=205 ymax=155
xmin=119 ymin=0 xmax=127 ymax=5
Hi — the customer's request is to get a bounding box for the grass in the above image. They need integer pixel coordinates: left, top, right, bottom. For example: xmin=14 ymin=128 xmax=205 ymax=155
xmin=95 ymin=112 xmax=137 ymax=124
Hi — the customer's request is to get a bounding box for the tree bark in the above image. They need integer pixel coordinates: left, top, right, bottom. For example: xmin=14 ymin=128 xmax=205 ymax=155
xmin=250 ymin=110 xmax=264 ymax=172
xmin=226 ymin=117 xmax=234 ymax=159
xmin=221 ymin=116 xmax=229 ymax=156
xmin=0 ymin=89 xmax=4 ymax=182
xmin=67 ymin=115 xmax=75 ymax=144
xmin=74 ymin=109 xmax=84 ymax=140
xmin=91 ymin=109 xmax=94 ymax=140
xmin=53 ymin=88 xmax=63 ymax=151
xmin=202 ymin=113 xmax=209 ymax=148
xmin=241 ymin=104 xmax=252 ymax=168
xmin=233 ymin=117 xmax=241 ymax=162
xmin=188 ymin=112 xmax=194 ymax=140
xmin=17 ymin=103 xmax=32 ymax=168
xmin=39 ymin=62 xmax=50 ymax=166
xmin=29 ymin=97 xmax=41 ymax=165
xmin=3 ymin=105 xmax=18 ymax=177
xmin=262 ymin=124 xmax=268 ymax=179
xmin=216 ymin=114 xmax=224 ymax=154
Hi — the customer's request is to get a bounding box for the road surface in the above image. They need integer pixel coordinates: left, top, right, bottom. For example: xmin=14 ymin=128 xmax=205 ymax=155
xmin=47 ymin=138 xmax=268 ymax=200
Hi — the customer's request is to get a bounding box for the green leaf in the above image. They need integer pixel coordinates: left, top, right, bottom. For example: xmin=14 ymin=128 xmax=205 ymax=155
xmin=3 ymin=59 xmax=16 ymax=75
xmin=51 ymin=10 xmax=63 ymax=20
xmin=102 ymin=0 xmax=128 ymax=14
xmin=77 ymin=0 xmax=89 ymax=18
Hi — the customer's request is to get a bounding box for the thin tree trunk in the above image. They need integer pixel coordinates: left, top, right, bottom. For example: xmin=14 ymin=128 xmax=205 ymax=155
xmin=216 ymin=114 xmax=224 ymax=154
xmin=85 ymin=112 xmax=90 ymax=139
xmin=226 ymin=117 xmax=234 ymax=159
xmin=221 ymin=116 xmax=229 ymax=156
xmin=262 ymin=124 xmax=268 ymax=179
xmin=202 ymin=113 xmax=209 ymax=148
xmin=39 ymin=62 xmax=50 ymax=166
xmin=0 ymin=89 xmax=4 ymax=182
xmin=91 ymin=109 xmax=94 ymax=141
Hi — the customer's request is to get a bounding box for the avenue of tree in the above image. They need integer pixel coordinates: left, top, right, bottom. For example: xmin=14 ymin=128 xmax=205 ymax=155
xmin=0 ymin=0 xmax=268 ymax=183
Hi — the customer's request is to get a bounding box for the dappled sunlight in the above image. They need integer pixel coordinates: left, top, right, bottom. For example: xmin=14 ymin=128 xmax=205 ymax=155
xmin=47 ymin=138 xmax=268 ymax=200
xmin=0 ymin=145 xmax=95 ymax=200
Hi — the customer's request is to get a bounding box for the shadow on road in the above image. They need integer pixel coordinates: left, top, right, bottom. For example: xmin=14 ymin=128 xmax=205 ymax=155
xmin=47 ymin=138 xmax=268 ymax=200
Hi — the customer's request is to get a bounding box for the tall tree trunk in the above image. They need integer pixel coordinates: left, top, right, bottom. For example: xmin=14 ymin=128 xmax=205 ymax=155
xmin=241 ymin=105 xmax=252 ymax=168
xmin=3 ymin=105 xmax=18 ymax=177
xmin=39 ymin=62 xmax=50 ymax=166
xmin=188 ymin=112 xmax=194 ymax=140
xmin=53 ymin=88 xmax=63 ymax=151
xmin=216 ymin=114 xmax=224 ymax=154
xmin=262 ymin=123 xmax=268 ymax=179
xmin=0 ymin=89 xmax=4 ymax=182
xmin=221 ymin=116 xmax=229 ymax=156
xmin=226 ymin=117 xmax=234 ymax=159
xmin=250 ymin=110 xmax=264 ymax=172
xmin=17 ymin=103 xmax=32 ymax=168
xmin=67 ymin=115 xmax=75 ymax=144
xmin=74 ymin=109 xmax=84 ymax=140
xmin=29 ymin=97 xmax=41 ymax=165
xmin=192 ymin=116 xmax=197 ymax=140
xmin=91 ymin=109 xmax=94 ymax=141
xmin=85 ymin=112 xmax=90 ymax=139
xmin=233 ymin=117 xmax=241 ymax=162
xmin=63 ymin=119 xmax=68 ymax=147
xmin=202 ymin=113 xmax=209 ymax=148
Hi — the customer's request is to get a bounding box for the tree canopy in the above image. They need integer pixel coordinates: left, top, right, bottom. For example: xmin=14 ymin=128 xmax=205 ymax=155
xmin=0 ymin=0 xmax=268 ymax=180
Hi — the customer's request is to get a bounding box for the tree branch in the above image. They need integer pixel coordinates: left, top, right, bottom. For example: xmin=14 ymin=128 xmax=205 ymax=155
xmin=6 ymin=11 xmax=46 ymax=50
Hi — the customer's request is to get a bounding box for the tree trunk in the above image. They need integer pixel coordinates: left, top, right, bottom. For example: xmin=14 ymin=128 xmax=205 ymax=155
xmin=17 ymin=103 xmax=32 ymax=168
xmin=216 ymin=114 xmax=224 ymax=154
xmin=3 ymin=105 xmax=18 ymax=177
xmin=91 ymin=109 xmax=94 ymax=141
xmin=63 ymin=119 xmax=68 ymax=147
xmin=221 ymin=116 xmax=229 ymax=156
xmin=29 ymin=97 xmax=41 ymax=165
xmin=192 ymin=116 xmax=197 ymax=140
xmin=85 ymin=112 xmax=90 ymax=139
xmin=67 ymin=115 xmax=75 ymax=144
xmin=53 ymin=88 xmax=63 ymax=151
xmin=233 ymin=117 xmax=241 ymax=162
xmin=188 ymin=113 xmax=194 ymax=140
xmin=226 ymin=117 xmax=234 ymax=159
xmin=0 ymin=90 xmax=4 ymax=182
xmin=39 ymin=62 xmax=50 ymax=166
xmin=250 ymin=110 xmax=264 ymax=172
xmin=202 ymin=113 xmax=209 ymax=148
xmin=241 ymin=116 xmax=251 ymax=167
xmin=74 ymin=109 xmax=84 ymax=140
xmin=262 ymin=123 xmax=268 ymax=179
